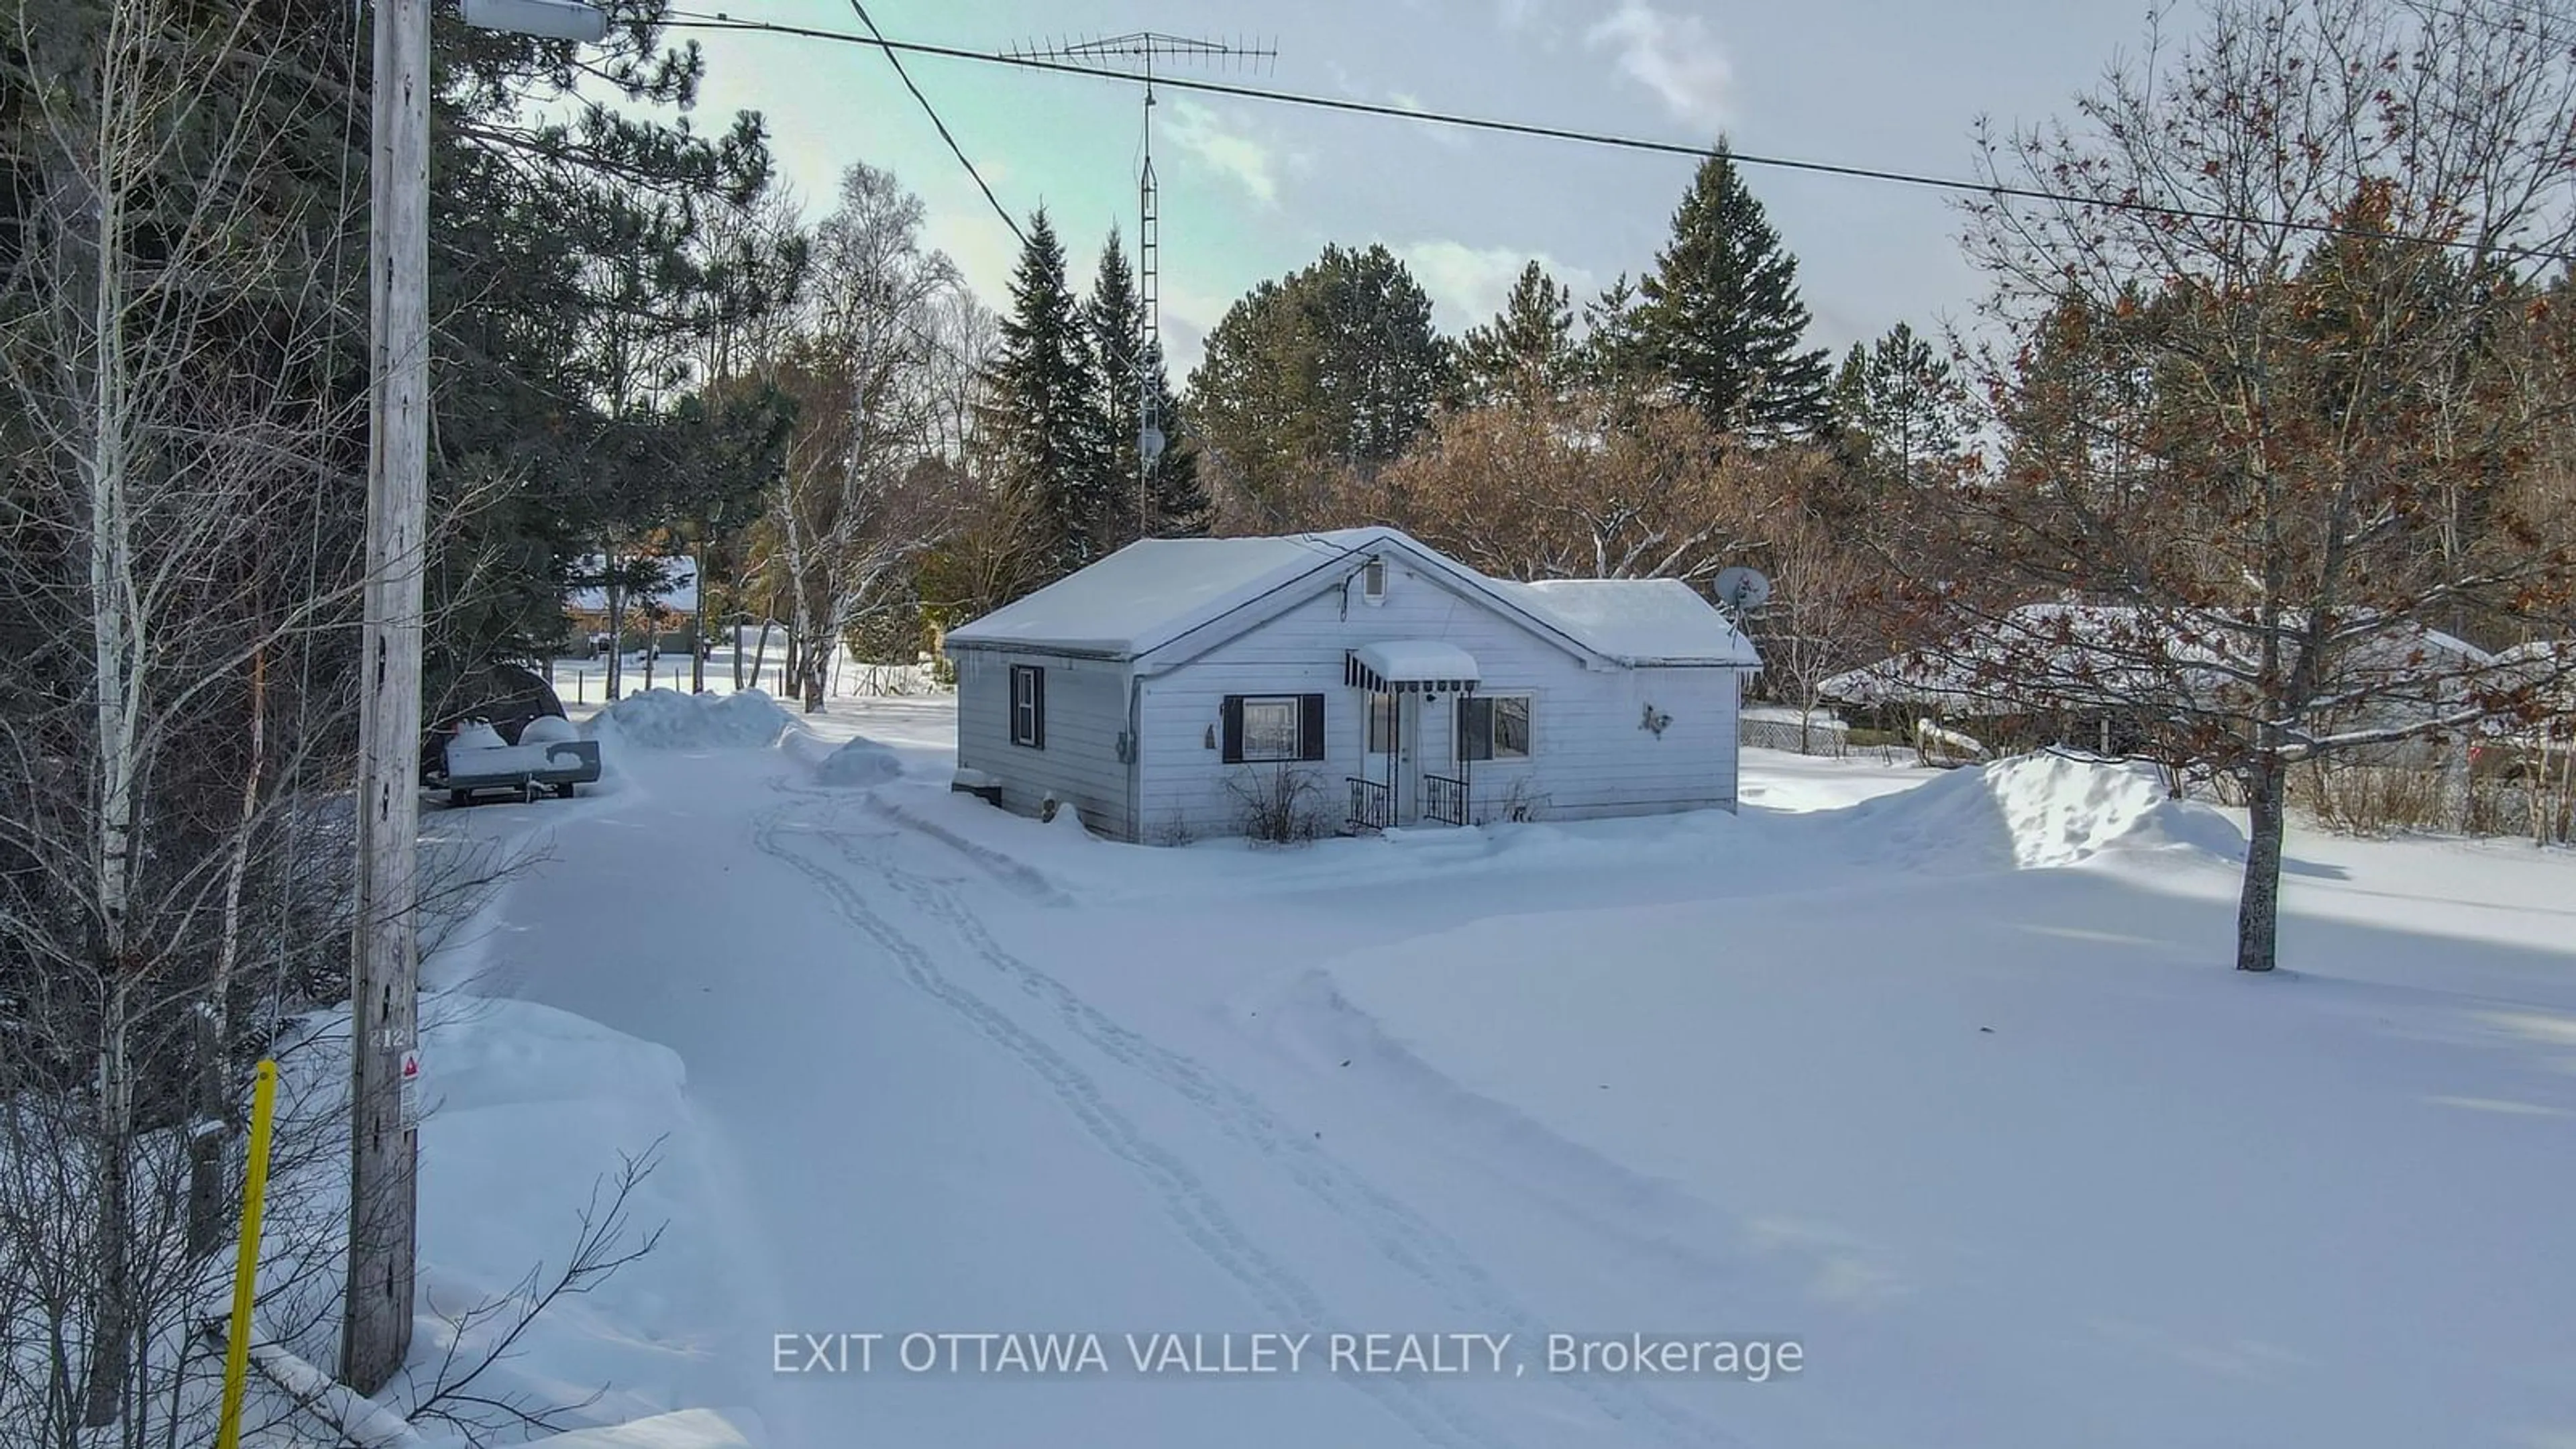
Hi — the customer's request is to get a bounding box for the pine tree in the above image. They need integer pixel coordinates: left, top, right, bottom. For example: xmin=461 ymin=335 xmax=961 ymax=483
xmin=1578 ymin=273 xmax=1656 ymax=400
xmin=1087 ymin=229 xmax=1206 ymax=544
xmin=981 ymin=209 xmax=1115 ymax=574
xmin=1831 ymin=321 xmax=1970 ymax=491
xmin=1638 ymin=145 xmax=1832 ymax=439
xmin=1458 ymin=260 xmax=1576 ymax=404
xmin=1189 ymin=243 xmax=1452 ymax=528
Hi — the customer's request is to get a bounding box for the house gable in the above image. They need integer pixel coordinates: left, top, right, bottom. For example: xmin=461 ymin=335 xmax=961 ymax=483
xmin=942 ymin=527 xmax=1749 ymax=676
xmin=1131 ymin=534 xmax=1607 ymax=678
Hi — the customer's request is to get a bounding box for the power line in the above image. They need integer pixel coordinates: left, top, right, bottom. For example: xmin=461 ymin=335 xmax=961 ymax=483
xmin=842 ymin=1 xmax=1024 ymax=248
xmin=667 ymin=7 xmax=2576 ymax=268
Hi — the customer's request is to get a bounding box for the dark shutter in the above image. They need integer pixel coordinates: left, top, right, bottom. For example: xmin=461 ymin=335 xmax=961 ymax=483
xmin=1458 ymin=697 xmax=1493 ymax=761
xmin=1030 ymin=667 xmax=1045 ymax=749
xmin=1220 ymin=696 xmax=1244 ymax=763
xmin=1299 ymin=694 xmax=1326 ymax=761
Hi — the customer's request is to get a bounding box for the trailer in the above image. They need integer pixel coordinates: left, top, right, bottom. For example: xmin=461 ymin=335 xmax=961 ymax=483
xmin=431 ymin=718 xmax=601 ymax=806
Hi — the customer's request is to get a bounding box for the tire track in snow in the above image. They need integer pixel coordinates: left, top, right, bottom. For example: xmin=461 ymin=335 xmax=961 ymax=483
xmin=810 ymin=786 xmax=1735 ymax=1449
xmin=747 ymin=793 xmax=1509 ymax=1449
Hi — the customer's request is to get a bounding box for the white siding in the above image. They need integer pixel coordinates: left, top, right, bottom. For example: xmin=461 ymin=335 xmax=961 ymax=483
xmin=952 ymin=649 xmax=1134 ymax=839
xmin=1133 ymin=559 xmax=1743 ymax=839
xmin=1523 ymin=663 xmax=1739 ymax=822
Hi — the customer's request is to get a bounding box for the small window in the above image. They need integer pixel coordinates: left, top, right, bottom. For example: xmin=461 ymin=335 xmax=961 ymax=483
xmin=1240 ymin=697 xmax=1301 ymax=761
xmin=1010 ymin=665 xmax=1045 ymax=749
xmin=1457 ymin=695 xmax=1532 ymax=762
xmin=1366 ymin=691 xmax=1396 ymax=753
xmin=1360 ymin=557 xmax=1387 ymax=604
xmin=1222 ymin=693 xmax=1326 ymax=763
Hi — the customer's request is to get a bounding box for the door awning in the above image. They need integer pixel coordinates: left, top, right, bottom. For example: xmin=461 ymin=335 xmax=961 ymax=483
xmin=1346 ymin=641 xmax=1480 ymax=694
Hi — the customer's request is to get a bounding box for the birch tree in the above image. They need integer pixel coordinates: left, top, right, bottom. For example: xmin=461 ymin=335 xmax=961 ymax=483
xmin=0 ymin=2 xmax=375 ymax=1438
xmin=765 ymin=164 xmax=955 ymax=708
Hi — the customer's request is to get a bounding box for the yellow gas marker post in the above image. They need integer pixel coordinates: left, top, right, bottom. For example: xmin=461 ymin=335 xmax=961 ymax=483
xmin=214 ymin=1059 xmax=279 ymax=1449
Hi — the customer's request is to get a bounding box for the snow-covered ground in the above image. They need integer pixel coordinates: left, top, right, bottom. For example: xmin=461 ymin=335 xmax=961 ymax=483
xmin=543 ymin=633 xmax=941 ymax=709
xmin=409 ymin=696 xmax=2576 ymax=1448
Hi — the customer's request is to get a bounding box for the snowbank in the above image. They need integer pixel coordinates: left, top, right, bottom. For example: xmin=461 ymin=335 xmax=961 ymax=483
xmin=515 ymin=1407 xmax=765 ymax=1448
xmin=589 ymin=688 xmax=797 ymax=750
xmin=776 ymin=729 xmax=906 ymax=787
xmin=812 ymin=736 xmax=904 ymax=788
xmin=1843 ymin=750 xmax=2241 ymax=869
xmin=1040 ymin=796 xmax=1097 ymax=837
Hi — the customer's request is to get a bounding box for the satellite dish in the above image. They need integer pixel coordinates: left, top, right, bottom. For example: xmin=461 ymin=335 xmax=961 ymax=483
xmin=1715 ymin=566 xmax=1772 ymax=612
xmin=1139 ymin=424 xmax=1167 ymax=466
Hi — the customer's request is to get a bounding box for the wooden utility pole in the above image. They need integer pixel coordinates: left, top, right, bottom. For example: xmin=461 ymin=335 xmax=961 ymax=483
xmin=345 ymin=0 xmax=430 ymax=1395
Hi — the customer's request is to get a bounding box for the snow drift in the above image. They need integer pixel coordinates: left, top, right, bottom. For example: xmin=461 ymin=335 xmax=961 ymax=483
xmin=1844 ymin=751 xmax=2241 ymax=869
xmin=515 ymin=1407 xmax=765 ymax=1448
xmin=588 ymin=688 xmax=796 ymax=751
xmin=812 ymin=736 xmax=904 ymax=788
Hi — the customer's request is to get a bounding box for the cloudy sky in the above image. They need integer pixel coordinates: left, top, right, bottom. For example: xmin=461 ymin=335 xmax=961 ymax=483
xmin=672 ymin=0 xmax=2182 ymax=377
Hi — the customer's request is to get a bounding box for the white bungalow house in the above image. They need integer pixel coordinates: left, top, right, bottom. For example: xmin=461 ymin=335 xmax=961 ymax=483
xmin=941 ymin=527 xmax=1762 ymax=842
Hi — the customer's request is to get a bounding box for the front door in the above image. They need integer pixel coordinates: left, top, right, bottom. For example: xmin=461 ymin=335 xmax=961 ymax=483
xmin=1362 ymin=690 xmax=1400 ymax=826
xmin=1397 ymin=693 xmax=1457 ymax=825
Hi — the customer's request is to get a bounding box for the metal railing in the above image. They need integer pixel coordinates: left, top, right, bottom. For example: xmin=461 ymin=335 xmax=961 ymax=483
xmin=1421 ymin=771 xmax=1469 ymax=826
xmin=1347 ymin=776 xmax=1392 ymax=830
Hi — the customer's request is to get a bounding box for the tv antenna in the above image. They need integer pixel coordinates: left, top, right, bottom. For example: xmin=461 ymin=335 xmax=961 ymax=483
xmin=1715 ymin=566 xmax=1772 ymax=614
xmin=1005 ymin=32 xmax=1279 ymax=539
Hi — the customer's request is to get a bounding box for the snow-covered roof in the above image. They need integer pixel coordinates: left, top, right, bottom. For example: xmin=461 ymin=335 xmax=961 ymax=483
xmin=1821 ymin=603 xmax=2501 ymax=712
xmin=1499 ymin=578 xmax=1762 ymax=667
xmin=1352 ymin=639 xmax=1481 ymax=686
xmin=945 ymin=527 xmax=1760 ymax=669
xmin=945 ymin=529 xmax=1397 ymax=657
xmin=2487 ymin=640 xmax=2576 ymax=711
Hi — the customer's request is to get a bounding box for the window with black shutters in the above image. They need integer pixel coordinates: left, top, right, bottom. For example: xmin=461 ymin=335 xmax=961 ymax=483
xmin=1010 ymin=665 xmax=1045 ymax=748
xmin=1222 ymin=694 xmax=1327 ymax=763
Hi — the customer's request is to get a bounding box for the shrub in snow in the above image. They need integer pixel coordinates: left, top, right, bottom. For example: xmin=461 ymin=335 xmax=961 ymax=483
xmin=1486 ymin=775 xmax=1550 ymax=824
xmin=815 ymin=737 xmax=903 ymax=788
xmin=588 ymin=687 xmax=796 ymax=749
xmin=1228 ymin=764 xmax=1328 ymax=845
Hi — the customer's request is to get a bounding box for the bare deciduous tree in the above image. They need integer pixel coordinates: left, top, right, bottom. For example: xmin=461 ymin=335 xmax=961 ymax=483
xmin=1917 ymin=0 xmax=2576 ymax=971
xmin=761 ymin=164 xmax=962 ymax=709
xmin=1364 ymin=392 xmax=1778 ymax=587
xmin=1747 ymin=510 xmax=1881 ymax=751
xmin=1 ymin=2 xmax=376 ymax=1438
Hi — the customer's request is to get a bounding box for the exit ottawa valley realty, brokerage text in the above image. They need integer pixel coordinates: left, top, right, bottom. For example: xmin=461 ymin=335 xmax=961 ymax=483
xmin=775 ymin=1331 xmax=1805 ymax=1383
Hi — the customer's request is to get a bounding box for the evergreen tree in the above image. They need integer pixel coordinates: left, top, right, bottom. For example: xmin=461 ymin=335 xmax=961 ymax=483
xmin=1831 ymin=321 xmax=1970 ymax=491
xmin=982 ymin=209 xmax=1116 ymax=574
xmin=1087 ymin=229 xmax=1207 ymax=544
xmin=1578 ymin=273 xmax=1656 ymax=400
xmin=1189 ymin=243 xmax=1453 ymax=528
xmin=1638 ymin=146 xmax=1832 ymax=439
xmin=1312 ymin=244 xmax=1455 ymax=463
xmin=430 ymin=2 xmax=790 ymax=695
xmin=1458 ymin=260 xmax=1576 ymax=404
